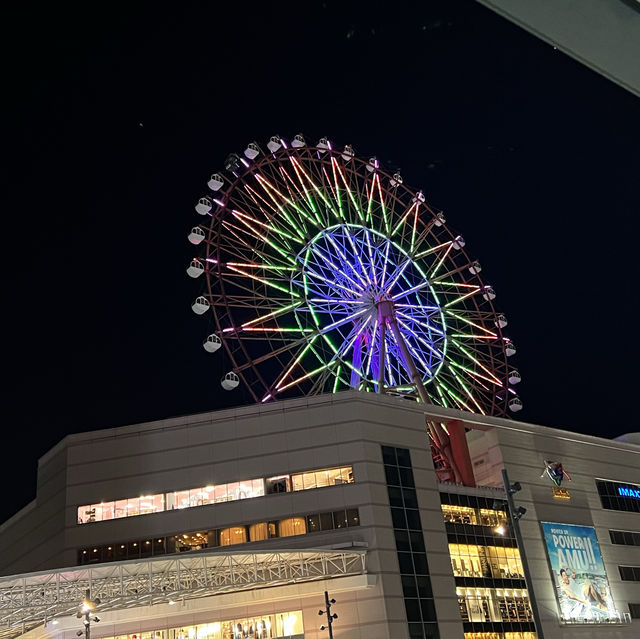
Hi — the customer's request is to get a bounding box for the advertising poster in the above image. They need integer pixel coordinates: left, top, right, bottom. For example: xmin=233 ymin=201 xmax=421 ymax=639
xmin=541 ymin=522 xmax=618 ymax=622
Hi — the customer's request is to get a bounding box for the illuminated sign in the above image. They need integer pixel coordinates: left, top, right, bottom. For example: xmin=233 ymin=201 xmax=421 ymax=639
xmin=541 ymin=522 xmax=619 ymax=623
xmin=596 ymin=479 xmax=640 ymax=513
xmin=552 ymin=487 xmax=571 ymax=500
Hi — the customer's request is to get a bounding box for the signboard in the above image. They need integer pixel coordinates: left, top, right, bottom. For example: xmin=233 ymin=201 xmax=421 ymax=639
xmin=541 ymin=522 xmax=618 ymax=623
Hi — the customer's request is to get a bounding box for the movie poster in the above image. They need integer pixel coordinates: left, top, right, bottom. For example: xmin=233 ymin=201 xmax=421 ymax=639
xmin=541 ymin=522 xmax=618 ymax=622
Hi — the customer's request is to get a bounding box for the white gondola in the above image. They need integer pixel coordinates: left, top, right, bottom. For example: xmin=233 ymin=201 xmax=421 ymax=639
xmin=195 ymin=196 xmax=213 ymax=215
xmin=221 ymin=371 xmax=240 ymax=390
xmin=366 ymin=157 xmax=378 ymax=172
xmin=191 ymin=296 xmax=210 ymax=315
xmin=452 ymin=236 xmax=465 ymax=250
xmin=186 ymin=259 xmax=204 ymax=278
xmin=317 ymin=137 xmax=330 ymax=153
xmin=390 ymin=171 xmax=403 ymax=187
xmin=291 ymin=134 xmax=306 ymax=148
xmin=244 ymin=142 xmax=260 ymax=160
xmin=482 ymin=286 xmax=496 ymax=301
xmin=267 ymin=136 xmax=282 ymax=153
xmin=203 ymin=334 xmax=222 ymax=353
xmin=412 ymin=190 xmax=425 ymax=203
xmin=469 ymin=261 xmax=482 ymax=275
xmin=505 ymin=340 xmax=516 ymax=357
xmin=208 ymin=173 xmax=224 ymax=191
xmin=495 ymin=314 xmax=508 ymax=329
xmin=508 ymin=369 xmax=522 ymax=385
xmin=508 ymin=397 xmax=523 ymax=412
xmin=434 ymin=211 xmax=446 ymax=226
xmin=341 ymin=145 xmax=354 ymax=161
xmin=188 ymin=226 xmax=205 ymax=245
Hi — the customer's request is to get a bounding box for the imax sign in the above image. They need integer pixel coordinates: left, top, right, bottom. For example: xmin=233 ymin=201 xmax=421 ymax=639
xmin=618 ymin=487 xmax=640 ymax=499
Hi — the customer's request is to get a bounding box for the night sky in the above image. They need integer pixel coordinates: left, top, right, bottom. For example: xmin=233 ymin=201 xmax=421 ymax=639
xmin=3 ymin=0 xmax=639 ymax=524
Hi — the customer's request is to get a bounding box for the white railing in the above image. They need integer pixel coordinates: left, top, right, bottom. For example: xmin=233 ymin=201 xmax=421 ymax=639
xmin=0 ymin=549 xmax=366 ymax=639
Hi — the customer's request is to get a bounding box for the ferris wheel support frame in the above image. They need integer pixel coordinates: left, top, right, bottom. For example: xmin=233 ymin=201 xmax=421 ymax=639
xmin=376 ymin=298 xmax=473 ymax=485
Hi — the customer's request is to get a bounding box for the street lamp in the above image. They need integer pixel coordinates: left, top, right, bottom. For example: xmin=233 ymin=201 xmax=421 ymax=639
xmin=318 ymin=591 xmax=338 ymax=638
xmin=76 ymin=589 xmax=100 ymax=639
xmin=501 ymin=469 xmax=544 ymax=639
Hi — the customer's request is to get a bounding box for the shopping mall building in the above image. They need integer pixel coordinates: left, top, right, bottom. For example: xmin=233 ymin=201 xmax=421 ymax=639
xmin=0 ymin=391 xmax=639 ymax=639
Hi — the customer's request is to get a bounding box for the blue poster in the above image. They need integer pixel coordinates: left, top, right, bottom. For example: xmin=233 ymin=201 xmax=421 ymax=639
xmin=541 ymin=522 xmax=618 ymax=622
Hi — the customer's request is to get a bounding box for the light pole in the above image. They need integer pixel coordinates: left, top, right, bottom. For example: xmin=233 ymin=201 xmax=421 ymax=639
xmin=76 ymin=589 xmax=100 ymax=639
xmin=501 ymin=468 xmax=545 ymax=639
xmin=318 ymin=591 xmax=338 ymax=638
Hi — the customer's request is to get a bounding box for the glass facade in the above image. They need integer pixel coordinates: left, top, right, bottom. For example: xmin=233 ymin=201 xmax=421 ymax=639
xmin=77 ymin=466 xmax=353 ymax=524
xmin=595 ymin=479 xmax=640 ymax=513
xmin=619 ymin=565 xmax=640 ymax=581
xmin=464 ymin=633 xmax=536 ymax=639
xmin=449 ymin=544 xmax=524 ymax=580
xmin=456 ymin=587 xmax=533 ymax=623
xmin=609 ymin=529 xmax=640 ymax=546
xmin=104 ymin=610 xmax=303 ymax=639
xmin=78 ymin=508 xmax=360 ymax=564
xmin=441 ymin=492 xmax=536 ymax=638
xmin=382 ymin=445 xmax=438 ymax=639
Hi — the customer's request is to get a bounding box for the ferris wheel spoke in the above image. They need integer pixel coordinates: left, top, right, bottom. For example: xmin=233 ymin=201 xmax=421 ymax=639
xmin=283 ymin=161 xmax=326 ymax=227
xmin=447 ymin=338 xmax=503 ymax=386
xmin=332 ymin=157 xmax=365 ymax=224
xmin=290 ymin=157 xmax=341 ymax=223
xmin=443 ymin=287 xmax=483 ymax=308
xmin=226 ymin=264 xmax=298 ymax=297
xmin=383 ymin=258 xmax=413 ymax=296
xmin=243 ymin=183 xmax=310 ymax=241
xmin=446 ymin=364 xmax=486 ymax=414
xmin=428 ymin=243 xmax=455 ymax=280
xmin=394 ymin=317 xmax=442 ymax=371
xmin=306 ymin=246 xmax=366 ymax=294
xmin=254 ymin=173 xmax=319 ymax=231
xmin=444 ymin=309 xmax=497 ymax=337
xmin=448 ymin=359 xmax=494 ymax=390
xmin=395 ymin=314 xmax=445 ymax=360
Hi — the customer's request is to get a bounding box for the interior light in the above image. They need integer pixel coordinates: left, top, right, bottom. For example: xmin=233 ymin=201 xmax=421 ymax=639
xmin=494 ymin=524 xmax=506 ymax=535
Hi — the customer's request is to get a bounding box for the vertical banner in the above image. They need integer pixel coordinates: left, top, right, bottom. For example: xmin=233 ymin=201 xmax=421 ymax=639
xmin=541 ymin=522 xmax=618 ymax=622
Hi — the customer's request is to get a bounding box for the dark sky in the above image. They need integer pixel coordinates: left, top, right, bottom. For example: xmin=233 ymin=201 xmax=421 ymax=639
xmin=3 ymin=0 xmax=638 ymax=524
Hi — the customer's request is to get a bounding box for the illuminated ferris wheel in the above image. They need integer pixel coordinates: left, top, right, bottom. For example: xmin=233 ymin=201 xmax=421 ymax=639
xmin=186 ymin=135 xmax=522 ymax=469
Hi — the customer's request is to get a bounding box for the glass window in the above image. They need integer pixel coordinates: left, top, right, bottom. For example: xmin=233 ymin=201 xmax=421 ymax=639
xmin=302 ymin=472 xmax=317 ymax=490
xmin=315 ymin=469 xmax=331 ymax=488
xmin=307 ymin=514 xmax=320 ymax=533
xmin=266 ymin=475 xmax=290 ymax=494
xmin=128 ymin=540 xmax=140 ymax=559
xmin=332 ymin=510 xmax=348 ymax=528
xmin=225 ymin=482 xmax=240 ymax=501
xmin=319 ymin=512 xmax=333 ymax=531
xmin=200 ymin=486 xmax=214 ymax=505
xmin=278 ymin=517 xmax=306 ymax=537
xmin=139 ymin=495 xmax=158 ymax=515
xmin=141 ymin=539 xmax=153 ymax=557
xmin=290 ymin=473 xmax=304 ymax=491
xmin=213 ymin=484 xmax=229 ymax=503
xmin=346 ymin=508 xmax=360 ymax=527
xmin=219 ymin=527 xmax=247 ymax=546
xmin=249 ymin=522 xmax=269 ymax=542
xmin=251 ymin=478 xmax=265 ymax=497
xmin=153 ymin=538 xmax=166 ymax=555
xmin=114 ymin=499 xmax=128 ymax=519
xmin=171 ymin=490 xmax=190 ymax=510
xmin=126 ymin=498 xmax=140 ymax=517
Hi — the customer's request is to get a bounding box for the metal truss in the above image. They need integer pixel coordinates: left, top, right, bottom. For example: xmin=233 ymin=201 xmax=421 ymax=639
xmin=0 ymin=549 xmax=366 ymax=639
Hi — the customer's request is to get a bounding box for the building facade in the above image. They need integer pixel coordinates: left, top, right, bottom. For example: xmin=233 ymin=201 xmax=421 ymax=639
xmin=0 ymin=391 xmax=638 ymax=639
